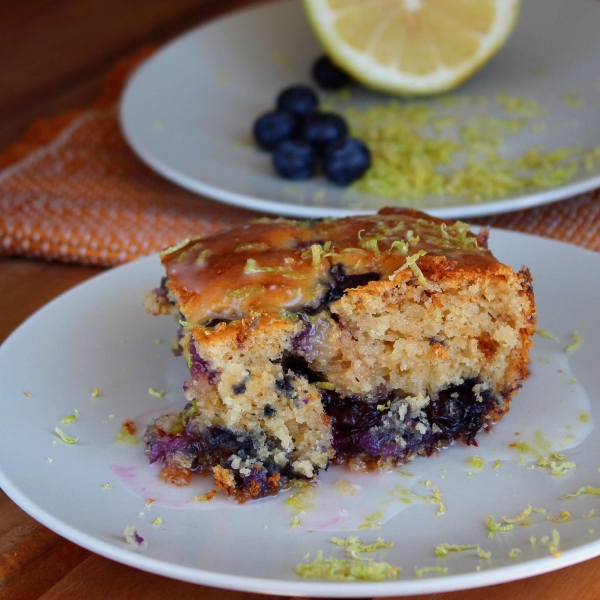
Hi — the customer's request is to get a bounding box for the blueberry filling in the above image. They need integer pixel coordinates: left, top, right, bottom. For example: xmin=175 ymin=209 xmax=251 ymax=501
xmin=278 ymin=348 xmax=499 ymax=461
xmin=279 ymin=355 xmax=323 ymax=384
xmin=324 ymin=264 xmax=380 ymax=304
xmin=146 ymin=422 xmax=301 ymax=495
xmin=318 ymin=378 xmax=498 ymax=462
xmin=275 ymin=370 xmax=298 ymax=398
xmin=155 ymin=276 xmax=169 ymax=298
xmin=298 ymin=263 xmax=380 ymax=317
xmin=321 ymin=389 xmax=385 ymax=456
xmin=264 ymin=404 xmax=277 ymax=418
xmin=426 ymin=379 xmax=496 ymax=446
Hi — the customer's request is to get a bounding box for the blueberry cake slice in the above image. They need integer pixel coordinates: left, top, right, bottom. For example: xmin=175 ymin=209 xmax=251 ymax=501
xmin=144 ymin=208 xmax=535 ymax=502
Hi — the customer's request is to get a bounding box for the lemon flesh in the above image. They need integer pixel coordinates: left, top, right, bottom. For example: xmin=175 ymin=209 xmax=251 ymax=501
xmin=303 ymin=0 xmax=520 ymax=95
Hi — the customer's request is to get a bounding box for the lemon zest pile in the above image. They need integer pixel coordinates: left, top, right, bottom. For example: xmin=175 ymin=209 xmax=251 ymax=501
xmin=296 ymin=536 xmax=400 ymax=581
xmin=338 ymin=99 xmax=594 ymax=205
xmin=514 ymin=433 xmax=576 ymax=475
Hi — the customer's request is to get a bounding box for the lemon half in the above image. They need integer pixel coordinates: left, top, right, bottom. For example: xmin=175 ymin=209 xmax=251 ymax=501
xmin=303 ymin=0 xmax=520 ymax=95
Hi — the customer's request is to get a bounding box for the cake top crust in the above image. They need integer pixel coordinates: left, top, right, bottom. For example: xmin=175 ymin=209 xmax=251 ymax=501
xmin=162 ymin=208 xmax=495 ymax=324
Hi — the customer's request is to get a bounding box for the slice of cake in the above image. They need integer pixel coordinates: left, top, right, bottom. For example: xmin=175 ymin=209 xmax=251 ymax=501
xmin=144 ymin=208 xmax=535 ymax=502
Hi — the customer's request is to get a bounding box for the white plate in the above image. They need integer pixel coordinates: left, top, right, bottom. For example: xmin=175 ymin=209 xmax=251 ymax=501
xmin=1 ymin=231 xmax=600 ymax=597
xmin=120 ymin=0 xmax=600 ymax=219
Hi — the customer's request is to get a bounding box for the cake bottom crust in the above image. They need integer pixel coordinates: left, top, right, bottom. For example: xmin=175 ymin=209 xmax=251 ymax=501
xmin=144 ymin=376 xmax=509 ymax=502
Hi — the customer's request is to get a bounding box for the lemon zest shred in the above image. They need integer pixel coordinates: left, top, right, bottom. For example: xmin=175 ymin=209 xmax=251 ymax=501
xmin=390 ymin=250 xmax=427 ymax=284
xmin=536 ymin=328 xmax=559 ymax=341
xmin=159 ymin=238 xmax=190 ymax=257
xmin=235 ymin=243 xmax=269 ymax=252
xmin=469 ymin=455 xmax=484 ymax=470
xmin=244 ymin=258 xmax=304 ymax=279
xmin=566 ymin=331 xmax=581 ymax=353
xmin=315 ymin=381 xmax=335 ymax=390
xmin=59 ymin=414 xmax=77 ymax=424
xmin=486 ymin=515 xmax=514 ymax=538
xmin=227 ymin=285 xmax=265 ymax=299
xmin=414 ymin=566 xmax=448 ymax=578
xmin=546 ymin=510 xmax=571 ymax=523
xmin=579 ymin=411 xmax=591 ymax=423
xmin=55 ymin=427 xmax=80 ymax=444
xmin=562 ymin=485 xmax=600 ymax=499
xmin=548 ymin=529 xmax=562 ymax=558
xmin=196 ymin=249 xmax=210 ymax=264
xmin=435 ymin=543 xmax=478 ymax=557
xmin=502 ymin=504 xmax=532 ymax=524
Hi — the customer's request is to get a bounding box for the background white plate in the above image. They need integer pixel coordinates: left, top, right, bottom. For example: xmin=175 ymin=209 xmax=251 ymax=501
xmin=120 ymin=0 xmax=600 ymax=219
xmin=1 ymin=230 xmax=600 ymax=597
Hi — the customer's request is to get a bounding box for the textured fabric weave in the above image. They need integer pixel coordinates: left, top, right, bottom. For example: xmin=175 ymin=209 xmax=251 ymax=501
xmin=0 ymin=48 xmax=598 ymax=267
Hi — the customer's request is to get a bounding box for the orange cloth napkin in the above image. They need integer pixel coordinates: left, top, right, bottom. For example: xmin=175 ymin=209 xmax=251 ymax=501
xmin=0 ymin=48 xmax=598 ymax=267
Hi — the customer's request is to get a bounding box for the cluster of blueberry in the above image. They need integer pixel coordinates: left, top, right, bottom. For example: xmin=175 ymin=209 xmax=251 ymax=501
xmin=252 ymin=56 xmax=371 ymax=186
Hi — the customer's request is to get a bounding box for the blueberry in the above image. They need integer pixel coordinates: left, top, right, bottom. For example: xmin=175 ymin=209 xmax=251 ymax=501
xmin=253 ymin=110 xmax=297 ymax=151
xmin=323 ymin=138 xmax=371 ymax=186
xmin=300 ymin=113 xmax=348 ymax=152
xmin=312 ymin=55 xmax=351 ymax=90
xmin=276 ymin=86 xmax=318 ymax=118
xmin=272 ymin=140 xmax=317 ymax=180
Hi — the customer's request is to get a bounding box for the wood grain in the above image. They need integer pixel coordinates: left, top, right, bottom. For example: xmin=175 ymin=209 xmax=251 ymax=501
xmin=1 ymin=0 xmax=600 ymax=598
xmin=0 ymin=0 xmax=266 ymax=150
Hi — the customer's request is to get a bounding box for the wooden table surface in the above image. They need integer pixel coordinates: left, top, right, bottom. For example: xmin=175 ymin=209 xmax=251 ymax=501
xmin=1 ymin=1 xmax=600 ymax=598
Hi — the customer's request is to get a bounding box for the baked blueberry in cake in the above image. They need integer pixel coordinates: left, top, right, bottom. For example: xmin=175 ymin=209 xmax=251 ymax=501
xmin=144 ymin=208 xmax=535 ymax=502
